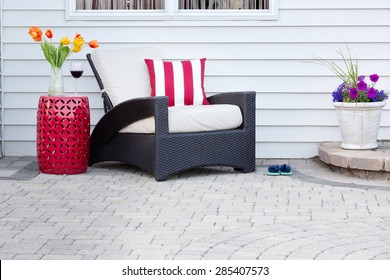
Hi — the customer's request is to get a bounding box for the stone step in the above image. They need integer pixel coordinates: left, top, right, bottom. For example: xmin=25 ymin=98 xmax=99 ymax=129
xmin=318 ymin=141 xmax=390 ymax=174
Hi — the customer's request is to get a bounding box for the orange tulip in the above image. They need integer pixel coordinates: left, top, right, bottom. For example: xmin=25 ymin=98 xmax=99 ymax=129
xmin=88 ymin=40 xmax=99 ymax=48
xmin=73 ymin=33 xmax=84 ymax=48
xmin=28 ymin=26 xmax=42 ymax=42
xmin=45 ymin=29 xmax=53 ymax=39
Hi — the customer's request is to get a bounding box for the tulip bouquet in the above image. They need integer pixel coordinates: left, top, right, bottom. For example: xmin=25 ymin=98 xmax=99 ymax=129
xmin=28 ymin=26 xmax=99 ymax=95
xmin=28 ymin=26 xmax=99 ymax=68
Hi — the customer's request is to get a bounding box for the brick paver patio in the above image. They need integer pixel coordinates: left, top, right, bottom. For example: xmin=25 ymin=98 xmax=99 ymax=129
xmin=0 ymin=157 xmax=389 ymax=260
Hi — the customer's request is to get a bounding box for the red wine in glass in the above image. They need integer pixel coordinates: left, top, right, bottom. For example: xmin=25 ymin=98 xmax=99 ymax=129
xmin=71 ymin=70 xmax=83 ymax=78
xmin=70 ymin=62 xmax=84 ymax=95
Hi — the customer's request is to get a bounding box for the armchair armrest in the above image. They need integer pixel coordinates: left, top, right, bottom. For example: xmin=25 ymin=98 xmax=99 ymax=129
xmin=90 ymin=96 xmax=168 ymax=156
xmin=207 ymin=91 xmax=256 ymax=130
xmin=101 ymin=91 xmax=114 ymax=112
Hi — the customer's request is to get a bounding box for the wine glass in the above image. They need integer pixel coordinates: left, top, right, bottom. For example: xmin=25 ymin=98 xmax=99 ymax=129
xmin=70 ymin=62 xmax=84 ymax=95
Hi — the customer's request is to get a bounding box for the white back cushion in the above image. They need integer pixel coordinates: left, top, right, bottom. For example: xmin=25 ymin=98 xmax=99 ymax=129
xmin=91 ymin=47 xmax=161 ymax=106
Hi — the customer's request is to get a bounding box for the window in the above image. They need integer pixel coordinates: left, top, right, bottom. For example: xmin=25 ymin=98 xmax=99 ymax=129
xmin=66 ymin=0 xmax=279 ymax=20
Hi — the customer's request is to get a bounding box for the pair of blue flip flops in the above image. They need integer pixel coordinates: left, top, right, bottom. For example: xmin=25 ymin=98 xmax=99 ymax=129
xmin=266 ymin=164 xmax=293 ymax=176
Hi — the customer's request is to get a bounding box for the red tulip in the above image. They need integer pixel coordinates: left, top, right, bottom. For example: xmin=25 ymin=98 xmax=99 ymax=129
xmin=88 ymin=40 xmax=99 ymax=48
xmin=45 ymin=29 xmax=53 ymax=39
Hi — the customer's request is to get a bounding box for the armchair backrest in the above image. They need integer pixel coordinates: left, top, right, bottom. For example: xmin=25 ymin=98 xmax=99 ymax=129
xmin=90 ymin=47 xmax=162 ymax=106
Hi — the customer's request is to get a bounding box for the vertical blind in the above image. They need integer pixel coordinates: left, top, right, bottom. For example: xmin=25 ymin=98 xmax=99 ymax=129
xmin=179 ymin=0 xmax=269 ymax=9
xmin=76 ymin=0 xmax=165 ymax=10
xmin=76 ymin=0 xmax=269 ymax=10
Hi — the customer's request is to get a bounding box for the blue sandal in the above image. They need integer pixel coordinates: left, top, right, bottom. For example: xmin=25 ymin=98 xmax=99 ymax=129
xmin=280 ymin=164 xmax=293 ymax=176
xmin=266 ymin=165 xmax=280 ymax=176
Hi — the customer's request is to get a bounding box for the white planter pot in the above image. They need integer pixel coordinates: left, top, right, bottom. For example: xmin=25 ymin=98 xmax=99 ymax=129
xmin=333 ymin=102 xmax=386 ymax=150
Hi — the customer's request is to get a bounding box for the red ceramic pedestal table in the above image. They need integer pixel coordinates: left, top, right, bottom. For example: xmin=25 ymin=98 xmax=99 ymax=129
xmin=36 ymin=96 xmax=90 ymax=174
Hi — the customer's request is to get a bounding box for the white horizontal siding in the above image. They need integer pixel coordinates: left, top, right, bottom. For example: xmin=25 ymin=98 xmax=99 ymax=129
xmin=2 ymin=0 xmax=390 ymax=157
xmin=3 ymin=2 xmax=390 ymax=26
xmin=4 ymin=58 xmax=390 ymax=77
xmin=5 ymin=26 xmax=390 ymax=43
xmin=5 ymin=42 xmax=390 ymax=60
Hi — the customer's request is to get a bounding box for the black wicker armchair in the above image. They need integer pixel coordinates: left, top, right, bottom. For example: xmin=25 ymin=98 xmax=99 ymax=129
xmin=87 ymin=49 xmax=255 ymax=181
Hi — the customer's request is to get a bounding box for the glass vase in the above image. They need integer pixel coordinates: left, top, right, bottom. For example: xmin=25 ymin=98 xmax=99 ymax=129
xmin=48 ymin=66 xmax=65 ymax=96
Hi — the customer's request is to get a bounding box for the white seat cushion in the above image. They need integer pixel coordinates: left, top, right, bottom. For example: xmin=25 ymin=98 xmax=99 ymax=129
xmin=91 ymin=47 xmax=162 ymax=106
xmin=119 ymin=104 xmax=243 ymax=134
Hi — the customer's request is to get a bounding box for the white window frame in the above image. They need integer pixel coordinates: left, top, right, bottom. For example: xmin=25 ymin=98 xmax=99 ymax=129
xmin=66 ymin=0 xmax=279 ymax=21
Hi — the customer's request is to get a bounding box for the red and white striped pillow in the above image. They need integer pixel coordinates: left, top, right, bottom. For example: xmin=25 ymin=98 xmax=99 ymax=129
xmin=144 ymin=58 xmax=209 ymax=107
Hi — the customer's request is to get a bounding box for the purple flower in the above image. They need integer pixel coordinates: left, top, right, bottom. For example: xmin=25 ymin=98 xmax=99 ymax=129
xmin=367 ymin=87 xmax=377 ymax=99
xmin=357 ymin=80 xmax=367 ymax=91
xmin=369 ymin=74 xmax=379 ymax=83
xmin=376 ymin=90 xmax=389 ymax=101
xmin=349 ymin=87 xmax=358 ymax=99
xmin=358 ymin=75 xmax=365 ymax=81
xmin=332 ymin=90 xmax=343 ymax=102
xmin=332 ymin=83 xmax=345 ymax=102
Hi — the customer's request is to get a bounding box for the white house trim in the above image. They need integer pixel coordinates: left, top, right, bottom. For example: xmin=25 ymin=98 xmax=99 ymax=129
xmin=66 ymin=0 xmax=279 ymax=21
xmin=0 ymin=0 xmax=4 ymax=157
